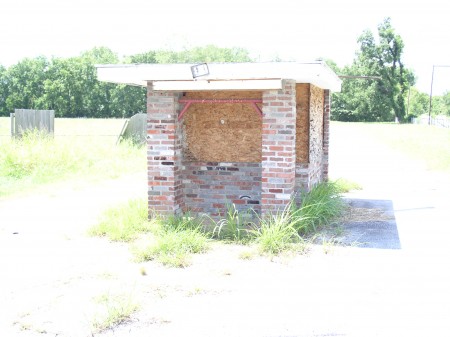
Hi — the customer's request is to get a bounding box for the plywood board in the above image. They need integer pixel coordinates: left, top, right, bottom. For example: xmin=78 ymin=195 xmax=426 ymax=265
xmin=183 ymin=91 xmax=262 ymax=162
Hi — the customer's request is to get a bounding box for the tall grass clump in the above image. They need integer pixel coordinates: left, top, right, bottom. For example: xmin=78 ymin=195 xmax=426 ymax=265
xmin=133 ymin=213 xmax=209 ymax=268
xmin=212 ymin=204 xmax=251 ymax=242
xmin=0 ymin=131 xmax=145 ymax=197
xmin=88 ymin=198 xmax=150 ymax=242
xmin=251 ymin=203 xmax=307 ymax=255
xmin=294 ymin=182 xmax=345 ymax=235
xmin=248 ymin=182 xmax=345 ymax=254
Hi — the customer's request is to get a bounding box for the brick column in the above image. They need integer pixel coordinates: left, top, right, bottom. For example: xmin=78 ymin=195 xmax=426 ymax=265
xmin=147 ymin=83 xmax=183 ymax=217
xmin=261 ymin=80 xmax=297 ymax=215
xmin=322 ymin=89 xmax=330 ymax=181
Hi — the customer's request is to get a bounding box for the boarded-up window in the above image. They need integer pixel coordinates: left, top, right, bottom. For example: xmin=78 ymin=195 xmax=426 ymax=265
xmin=183 ymin=91 xmax=262 ymax=162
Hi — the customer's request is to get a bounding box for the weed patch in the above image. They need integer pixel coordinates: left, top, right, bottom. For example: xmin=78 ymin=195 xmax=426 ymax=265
xmin=0 ymin=130 xmax=145 ymax=197
xmin=90 ymin=182 xmax=345 ymax=263
xmin=212 ymin=204 xmax=252 ymax=242
xmin=88 ymin=199 xmax=150 ymax=242
xmin=133 ymin=214 xmax=209 ymax=267
xmin=91 ymin=292 xmax=139 ymax=332
xmin=294 ymin=182 xmax=345 ymax=235
xmin=250 ymin=204 xmax=308 ymax=255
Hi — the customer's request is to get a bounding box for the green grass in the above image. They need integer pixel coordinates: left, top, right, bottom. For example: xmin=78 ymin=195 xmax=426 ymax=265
xmin=91 ymin=292 xmax=140 ymax=332
xmin=88 ymin=199 xmax=150 ymax=242
xmin=295 ymin=182 xmax=346 ymax=235
xmin=333 ymin=178 xmax=363 ymax=193
xmin=381 ymin=125 xmax=450 ymax=172
xmin=251 ymin=204 xmax=306 ymax=255
xmin=133 ymin=214 xmax=209 ymax=268
xmin=90 ymin=202 xmax=210 ymax=268
xmin=212 ymin=203 xmax=251 ymax=242
xmin=249 ymin=182 xmax=345 ymax=254
xmin=90 ymin=182 xmax=345 ymax=261
xmin=345 ymin=123 xmax=450 ymax=172
xmin=0 ymin=118 xmax=145 ymax=197
xmin=136 ymin=229 xmax=209 ymax=267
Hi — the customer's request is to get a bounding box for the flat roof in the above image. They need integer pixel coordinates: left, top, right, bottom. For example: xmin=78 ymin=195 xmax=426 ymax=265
xmin=96 ymin=62 xmax=341 ymax=92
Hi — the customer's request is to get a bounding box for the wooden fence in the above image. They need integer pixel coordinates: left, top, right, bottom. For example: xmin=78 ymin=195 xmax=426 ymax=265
xmin=117 ymin=113 xmax=146 ymax=145
xmin=11 ymin=109 xmax=55 ymax=137
xmin=412 ymin=115 xmax=450 ymax=128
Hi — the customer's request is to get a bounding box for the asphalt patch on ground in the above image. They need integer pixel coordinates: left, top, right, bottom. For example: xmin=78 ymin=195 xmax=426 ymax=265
xmin=339 ymin=198 xmax=401 ymax=249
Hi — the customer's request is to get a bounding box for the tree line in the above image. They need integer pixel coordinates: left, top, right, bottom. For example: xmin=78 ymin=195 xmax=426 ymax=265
xmin=1 ymin=19 xmax=449 ymax=121
xmin=0 ymin=45 xmax=252 ymax=118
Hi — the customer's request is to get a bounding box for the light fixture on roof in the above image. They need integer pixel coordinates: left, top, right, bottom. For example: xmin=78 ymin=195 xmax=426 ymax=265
xmin=191 ymin=63 xmax=209 ymax=79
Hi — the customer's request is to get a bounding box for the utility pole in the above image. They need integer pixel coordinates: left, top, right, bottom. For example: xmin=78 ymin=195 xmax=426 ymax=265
xmin=429 ymin=65 xmax=450 ymax=125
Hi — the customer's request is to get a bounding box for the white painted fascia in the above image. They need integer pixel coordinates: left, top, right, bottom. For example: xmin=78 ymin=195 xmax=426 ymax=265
xmin=96 ymin=62 xmax=342 ymax=92
xmin=152 ymin=79 xmax=283 ymax=91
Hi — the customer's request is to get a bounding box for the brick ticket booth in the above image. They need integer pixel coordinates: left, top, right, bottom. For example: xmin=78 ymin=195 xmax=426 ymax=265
xmin=97 ymin=62 xmax=341 ymax=218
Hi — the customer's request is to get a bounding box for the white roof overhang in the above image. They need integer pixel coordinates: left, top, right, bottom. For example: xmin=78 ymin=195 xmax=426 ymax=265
xmin=96 ymin=62 xmax=341 ymax=92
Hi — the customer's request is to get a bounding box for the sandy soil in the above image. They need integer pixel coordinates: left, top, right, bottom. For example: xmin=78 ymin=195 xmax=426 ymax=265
xmin=1 ymin=124 xmax=449 ymax=337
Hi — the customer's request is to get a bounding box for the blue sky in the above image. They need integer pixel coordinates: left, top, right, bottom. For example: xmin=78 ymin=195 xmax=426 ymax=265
xmin=1 ymin=0 xmax=449 ymax=94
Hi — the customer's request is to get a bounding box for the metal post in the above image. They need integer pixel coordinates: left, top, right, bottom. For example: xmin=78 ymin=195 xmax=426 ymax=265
xmin=429 ymin=64 xmax=450 ymax=125
xmin=428 ymin=65 xmax=435 ymax=125
xmin=10 ymin=113 xmax=15 ymax=137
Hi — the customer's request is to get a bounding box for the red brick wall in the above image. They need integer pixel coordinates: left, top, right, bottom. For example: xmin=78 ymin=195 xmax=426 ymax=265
xmin=147 ymin=81 xmax=327 ymax=218
xmin=147 ymin=84 xmax=184 ymax=216
xmin=261 ymin=80 xmax=297 ymax=214
xmin=183 ymin=162 xmax=261 ymax=217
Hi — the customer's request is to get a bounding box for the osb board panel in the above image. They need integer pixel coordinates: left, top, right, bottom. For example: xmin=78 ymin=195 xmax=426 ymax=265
xmin=296 ymin=84 xmax=310 ymax=163
xmin=183 ymin=91 xmax=262 ymax=162
xmin=309 ymin=85 xmax=324 ymax=167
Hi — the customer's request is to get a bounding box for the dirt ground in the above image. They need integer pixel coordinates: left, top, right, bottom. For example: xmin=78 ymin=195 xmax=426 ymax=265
xmin=1 ymin=124 xmax=450 ymax=337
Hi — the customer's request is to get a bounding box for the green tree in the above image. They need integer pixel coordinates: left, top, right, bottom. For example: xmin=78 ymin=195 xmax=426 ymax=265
xmin=5 ymin=56 xmax=49 ymax=112
xmin=357 ymin=18 xmax=415 ymax=122
xmin=333 ymin=18 xmax=415 ymax=122
xmin=124 ymin=51 xmax=157 ymax=64
xmin=441 ymin=91 xmax=450 ymax=116
xmin=431 ymin=96 xmax=447 ymax=116
xmin=331 ymin=62 xmax=391 ymax=122
xmin=406 ymin=87 xmax=429 ymax=119
xmin=42 ymin=57 xmax=89 ymax=117
xmin=154 ymin=45 xmax=252 ymax=63
xmin=1 ymin=45 xmax=253 ymax=118
xmin=80 ymin=47 xmax=120 ymax=117
xmin=0 ymin=65 xmax=8 ymax=115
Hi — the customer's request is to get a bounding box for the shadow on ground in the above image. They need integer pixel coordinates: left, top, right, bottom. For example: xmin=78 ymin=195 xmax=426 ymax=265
xmin=339 ymin=198 xmax=401 ymax=249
